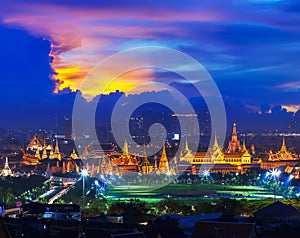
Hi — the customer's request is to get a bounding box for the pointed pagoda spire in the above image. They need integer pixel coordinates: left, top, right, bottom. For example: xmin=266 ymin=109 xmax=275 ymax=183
xmin=123 ymin=139 xmax=129 ymax=156
xmin=242 ymin=137 xmax=247 ymax=151
xmin=4 ymin=157 xmax=9 ymax=168
xmin=280 ymin=136 xmax=287 ymax=152
xmin=185 ymin=137 xmax=189 ymax=151
xmin=160 ymin=144 xmax=168 ymax=162
xmin=42 ymin=138 xmax=48 ymax=159
xmin=232 ymin=123 xmax=237 ymax=140
xmin=159 ymin=144 xmax=169 ymax=174
xmin=213 ymin=131 xmax=219 ymax=148
xmin=54 ymin=138 xmax=60 ymax=154
xmin=1 ymin=157 xmax=12 ymax=177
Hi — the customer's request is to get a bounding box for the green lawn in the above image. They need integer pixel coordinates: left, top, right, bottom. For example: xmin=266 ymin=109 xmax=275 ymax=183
xmin=107 ymin=183 xmax=274 ymax=203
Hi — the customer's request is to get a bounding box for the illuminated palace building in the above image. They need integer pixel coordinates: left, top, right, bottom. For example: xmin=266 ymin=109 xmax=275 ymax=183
xmin=21 ymin=134 xmax=82 ymax=174
xmin=80 ymin=123 xmax=299 ymax=176
xmin=14 ymin=124 xmax=300 ymax=177
xmin=180 ymin=123 xmax=252 ymax=174
xmin=82 ymin=140 xmax=177 ymax=176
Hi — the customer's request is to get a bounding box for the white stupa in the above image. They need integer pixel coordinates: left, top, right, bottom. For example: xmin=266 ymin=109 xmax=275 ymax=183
xmin=1 ymin=157 xmax=12 ymax=177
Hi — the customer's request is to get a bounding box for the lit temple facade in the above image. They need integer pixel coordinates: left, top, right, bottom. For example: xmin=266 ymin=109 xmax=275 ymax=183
xmin=227 ymin=123 xmax=241 ymax=152
xmin=268 ymin=137 xmax=298 ymax=161
xmin=94 ymin=140 xmax=174 ymax=176
xmin=259 ymin=137 xmax=299 ymax=170
xmin=21 ymin=134 xmax=82 ymax=175
xmin=180 ymin=125 xmax=251 ymax=169
xmin=22 ymin=135 xmax=78 ymax=165
xmin=19 ymin=128 xmax=300 ymax=177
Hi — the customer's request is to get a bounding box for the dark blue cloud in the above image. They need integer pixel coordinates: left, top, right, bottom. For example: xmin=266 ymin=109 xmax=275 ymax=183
xmin=0 ymin=24 xmax=76 ymax=129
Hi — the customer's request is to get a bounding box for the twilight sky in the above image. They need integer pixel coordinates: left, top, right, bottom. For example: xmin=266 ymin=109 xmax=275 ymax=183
xmin=0 ymin=0 xmax=300 ymax=130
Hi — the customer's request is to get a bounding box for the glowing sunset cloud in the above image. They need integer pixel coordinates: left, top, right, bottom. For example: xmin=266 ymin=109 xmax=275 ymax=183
xmin=282 ymin=105 xmax=300 ymax=113
xmin=1 ymin=0 xmax=299 ymax=103
xmin=0 ymin=1 xmax=241 ymax=98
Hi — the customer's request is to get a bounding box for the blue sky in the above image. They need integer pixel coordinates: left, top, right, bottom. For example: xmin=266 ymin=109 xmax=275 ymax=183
xmin=0 ymin=0 xmax=299 ymax=129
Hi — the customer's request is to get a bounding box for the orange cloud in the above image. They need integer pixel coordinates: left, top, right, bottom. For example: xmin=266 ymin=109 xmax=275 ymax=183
xmin=282 ymin=105 xmax=300 ymax=113
xmin=0 ymin=1 xmax=231 ymax=99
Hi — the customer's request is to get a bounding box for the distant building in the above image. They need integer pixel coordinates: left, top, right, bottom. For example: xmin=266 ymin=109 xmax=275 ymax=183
xmin=27 ymin=134 xmax=44 ymax=151
xmin=1 ymin=157 xmax=12 ymax=177
xmin=260 ymin=137 xmax=299 ymax=170
xmin=268 ymin=137 xmax=298 ymax=161
xmin=227 ymin=123 xmax=242 ymax=152
xmin=180 ymin=125 xmax=252 ymax=174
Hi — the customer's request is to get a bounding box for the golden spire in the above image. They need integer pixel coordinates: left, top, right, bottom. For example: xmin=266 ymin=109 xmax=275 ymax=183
xmin=123 ymin=139 xmax=129 ymax=156
xmin=42 ymin=138 xmax=48 ymax=159
xmin=159 ymin=144 xmax=169 ymax=174
xmin=185 ymin=137 xmax=189 ymax=151
xmin=161 ymin=144 xmax=167 ymax=162
xmin=213 ymin=131 xmax=219 ymax=148
xmin=280 ymin=136 xmax=287 ymax=152
xmin=242 ymin=138 xmax=247 ymax=151
xmin=54 ymin=138 xmax=60 ymax=154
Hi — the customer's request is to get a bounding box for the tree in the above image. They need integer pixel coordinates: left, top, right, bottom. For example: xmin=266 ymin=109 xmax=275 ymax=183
xmin=215 ymin=198 xmax=242 ymax=221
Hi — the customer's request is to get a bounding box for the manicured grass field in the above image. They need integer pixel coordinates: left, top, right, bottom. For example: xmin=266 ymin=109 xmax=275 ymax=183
xmin=107 ymin=183 xmax=275 ymax=203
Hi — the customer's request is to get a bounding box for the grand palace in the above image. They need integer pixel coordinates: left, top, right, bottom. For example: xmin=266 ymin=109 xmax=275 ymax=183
xmin=2 ymin=124 xmax=300 ymax=177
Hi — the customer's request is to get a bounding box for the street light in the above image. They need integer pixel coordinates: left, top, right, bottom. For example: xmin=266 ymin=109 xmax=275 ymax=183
xmin=202 ymin=170 xmax=210 ymax=178
xmin=81 ymin=169 xmax=89 ymax=208
xmin=201 ymin=169 xmax=210 ymax=183
xmin=268 ymin=168 xmax=281 ymax=201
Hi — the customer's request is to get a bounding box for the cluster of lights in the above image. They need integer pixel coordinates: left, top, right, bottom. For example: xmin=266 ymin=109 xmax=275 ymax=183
xmin=81 ymin=169 xmax=89 ymax=177
xmin=201 ymin=169 xmax=210 ymax=178
xmin=265 ymin=168 xmax=281 ymax=180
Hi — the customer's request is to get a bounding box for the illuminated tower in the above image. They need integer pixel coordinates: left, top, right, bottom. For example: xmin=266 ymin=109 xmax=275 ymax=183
xmin=54 ymin=138 xmax=62 ymax=160
xmin=159 ymin=144 xmax=169 ymax=175
xmin=213 ymin=131 xmax=219 ymax=149
xmin=42 ymin=139 xmax=48 ymax=159
xmin=121 ymin=139 xmax=130 ymax=164
xmin=123 ymin=140 xmax=129 ymax=156
xmin=142 ymin=145 xmax=152 ymax=174
xmin=280 ymin=137 xmax=287 ymax=152
xmin=1 ymin=157 xmax=12 ymax=177
xmin=227 ymin=123 xmax=241 ymax=152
